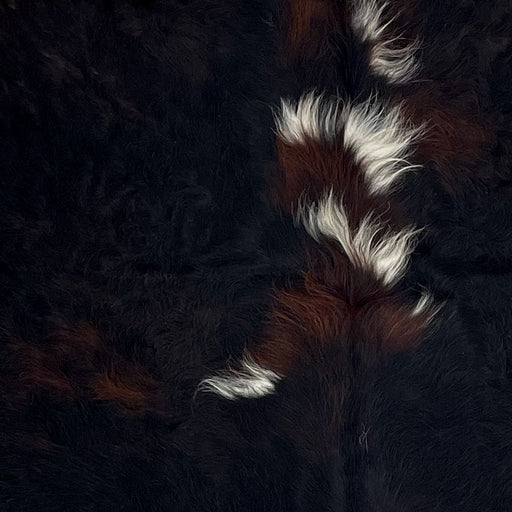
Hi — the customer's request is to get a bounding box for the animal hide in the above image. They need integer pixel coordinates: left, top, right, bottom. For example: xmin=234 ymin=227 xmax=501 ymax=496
xmin=1 ymin=1 xmax=511 ymax=510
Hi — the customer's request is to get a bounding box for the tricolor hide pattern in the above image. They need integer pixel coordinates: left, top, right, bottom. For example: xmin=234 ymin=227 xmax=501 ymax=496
xmin=1 ymin=1 xmax=512 ymax=511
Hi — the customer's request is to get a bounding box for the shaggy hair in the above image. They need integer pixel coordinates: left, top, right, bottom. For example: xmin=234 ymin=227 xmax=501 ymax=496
xmin=1 ymin=1 xmax=511 ymax=510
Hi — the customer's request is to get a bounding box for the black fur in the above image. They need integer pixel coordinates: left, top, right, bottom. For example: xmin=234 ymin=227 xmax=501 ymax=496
xmin=1 ymin=1 xmax=512 ymax=510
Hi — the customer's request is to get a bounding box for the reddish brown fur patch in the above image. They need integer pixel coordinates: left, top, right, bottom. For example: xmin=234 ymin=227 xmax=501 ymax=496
xmin=252 ymin=284 xmax=431 ymax=373
xmin=273 ymin=135 xmax=411 ymax=234
xmin=250 ymin=233 xmax=431 ymax=373
xmin=1 ymin=329 xmax=91 ymax=403
xmin=281 ymin=0 xmax=347 ymax=62
xmin=250 ymin=236 xmax=432 ymax=373
xmin=404 ymin=88 xmax=489 ymax=190
xmin=90 ymin=362 xmax=161 ymax=414
xmin=3 ymin=321 xmax=165 ymax=415
xmin=251 ymin=271 xmax=350 ymax=373
xmin=274 ymin=136 xmax=361 ymax=211
xmin=354 ymin=298 xmax=431 ymax=359
xmin=16 ymin=344 xmax=76 ymax=396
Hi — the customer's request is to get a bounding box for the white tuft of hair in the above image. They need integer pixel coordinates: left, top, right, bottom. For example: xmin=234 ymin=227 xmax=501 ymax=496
xmin=299 ymin=190 xmax=419 ymax=287
xmin=275 ymin=93 xmax=423 ymax=195
xmin=351 ymin=0 xmax=419 ymax=84
xmin=343 ymin=98 xmax=423 ymax=194
xmin=275 ymin=92 xmax=341 ymax=145
xmin=412 ymin=291 xmax=433 ymax=316
xmin=411 ymin=290 xmax=442 ymax=323
xmin=197 ymin=357 xmax=281 ymax=400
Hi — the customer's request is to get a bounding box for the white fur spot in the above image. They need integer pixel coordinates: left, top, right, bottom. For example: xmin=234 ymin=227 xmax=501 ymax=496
xmin=412 ymin=291 xmax=433 ymax=316
xmin=275 ymin=92 xmax=341 ymax=144
xmin=352 ymin=0 xmax=419 ymax=84
xmin=343 ymin=99 xmax=423 ymax=194
xmin=299 ymin=190 xmax=418 ymax=286
xmin=411 ymin=291 xmax=442 ymax=323
xmin=197 ymin=357 xmax=281 ymax=400
xmin=371 ymin=40 xmax=419 ymax=84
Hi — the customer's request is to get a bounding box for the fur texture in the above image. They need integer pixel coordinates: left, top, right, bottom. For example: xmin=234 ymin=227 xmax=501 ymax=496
xmin=1 ymin=1 xmax=512 ymax=511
